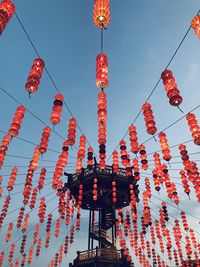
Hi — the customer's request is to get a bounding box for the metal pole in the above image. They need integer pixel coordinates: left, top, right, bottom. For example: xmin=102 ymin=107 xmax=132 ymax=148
xmin=88 ymin=209 xmax=91 ymax=250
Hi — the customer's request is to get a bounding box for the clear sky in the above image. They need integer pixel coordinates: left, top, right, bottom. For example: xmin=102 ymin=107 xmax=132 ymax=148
xmin=0 ymin=0 xmax=200 ymax=266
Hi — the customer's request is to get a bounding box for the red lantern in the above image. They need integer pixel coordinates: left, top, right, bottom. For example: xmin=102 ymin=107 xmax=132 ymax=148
xmin=119 ymin=140 xmax=129 ymax=166
xmin=87 ymin=147 xmax=94 ymax=169
xmin=5 ymin=222 xmax=13 ymax=242
xmin=161 ymin=70 xmax=183 ymax=106
xmin=139 ymin=145 xmax=148 ymax=170
xmin=96 ymin=54 xmax=108 ymax=89
xmin=8 ymin=106 xmax=26 ymax=137
xmin=112 ymin=150 xmax=119 ymax=173
xmin=112 ymin=180 xmax=117 ymax=203
xmin=27 ymin=246 xmax=34 ymax=265
xmin=180 ymin=170 xmax=190 ymax=196
xmin=158 ymin=132 xmax=172 ymax=161
xmin=0 ymin=134 xmax=11 ymax=169
xmin=55 ymin=219 xmax=61 ymax=238
xmin=50 ymin=94 xmax=64 ymax=125
xmin=78 ymin=184 xmax=83 ymax=207
xmin=0 ymin=195 xmax=10 ymax=229
xmin=186 ymin=112 xmax=200 ymax=145
xmin=129 ymin=125 xmax=139 ymax=154
xmin=39 ymin=127 xmax=51 ymax=154
xmin=58 ymin=245 xmax=64 ymax=264
xmin=133 ymin=158 xmax=140 ymax=181
xmin=76 ymin=135 xmax=86 ymax=174
xmin=93 ymin=177 xmax=98 ymax=201
xmin=7 ymin=167 xmax=18 ymax=191
xmin=35 ymin=238 xmax=42 ymax=257
xmin=38 ymin=168 xmax=46 ymax=191
xmin=0 ymin=176 xmax=3 ymax=197
xmin=25 ymin=58 xmax=45 ymax=94
xmin=16 ymin=207 xmax=25 ymax=229
xmin=191 ymin=15 xmax=200 ymax=39
xmin=142 ymin=102 xmax=157 ymax=135
xmin=64 ymin=236 xmax=69 ymax=255
xmin=38 ymin=197 xmax=46 ymax=223
xmin=22 ymin=213 xmax=30 ymax=233
xmin=0 ymin=252 xmax=5 ymax=266
xmin=93 ymin=0 xmax=110 ymax=28
xmin=0 ymin=0 xmax=15 ymax=35
xmin=67 ymin=118 xmax=77 ymax=146
xmin=33 ymin=224 xmax=40 ymax=244
xmin=22 ymin=168 xmax=34 ymax=205
xmin=8 ymin=243 xmax=15 ymax=263
xmin=20 ymin=235 xmax=27 ymax=254
xmin=29 ymin=146 xmax=40 ymax=171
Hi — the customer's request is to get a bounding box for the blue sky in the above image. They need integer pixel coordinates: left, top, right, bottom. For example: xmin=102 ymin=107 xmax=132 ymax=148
xmin=0 ymin=0 xmax=200 ymax=266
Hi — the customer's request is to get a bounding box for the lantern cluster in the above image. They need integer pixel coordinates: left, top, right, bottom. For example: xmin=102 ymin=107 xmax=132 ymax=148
xmin=142 ymin=102 xmax=157 ymax=135
xmin=161 ymin=70 xmax=183 ymax=107
xmin=129 ymin=125 xmax=139 ymax=154
xmin=119 ymin=140 xmax=129 ymax=166
xmin=55 ymin=218 xmax=61 ymax=238
xmin=0 ymin=134 xmax=11 ymax=169
xmin=78 ymin=184 xmax=83 ymax=207
xmin=64 ymin=236 xmax=69 ymax=255
xmin=186 ymin=112 xmax=200 ymax=145
xmin=16 ymin=207 xmax=25 ymax=229
xmin=76 ymin=135 xmax=86 ymax=173
xmin=180 ymin=170 xmax=190 ymax=196
xmin=8 ymin=244 xmax=15 ymax=263
xmin=45 ymin=214 xmax=52 ymax=248
xmin=133 ymin=158 xmax=140 ymax=181
xmin=93 ymin=0 xmax=110 ymax=29
xmin=27 ymin=246 xmax=34 ymax=265
xmin=112 ymin=180 xmax=117 ymax=203
xmin=25 ymin=58 xmax=45 ymax=94
xmin=0 ymin=176 xmax=3 ymax=197
xmin=96 ymin=54 xmax=108 ymax=89
xmin=20 ymin=235 xmax=27 ymax=254
xmin=22 ymin=213 xmax=30 ymax=233
xmin=98 ymin=92 xmax=107 ymax=169
xmin=67 ymin=118 xmax=77 ymax=146
xmin=33 ymin=224 xmax=40 ymax=244
xmin=8 ymin=106 xmax=26 ymax=137
xmin=6 ymin=222 xmax=13 ymax=242
xmin=22 ymin=168 xmax=34 ymax=205
xmin=191 ymin=15 xmax=200 ymax=39
xmin=50 ymin=94 xmax=64 ymax=125
xmin=38 ymin=197 xmax=46 ymax=223
xmin=139 ymin=145 xmax=148 ymax=170
xmin=29 ymin=146 xmax=40 ymax=171
xmin=36 ymin=238 xmax=43 ymax=257
xmin=39 ymin=127 xmax=51 ymax=154
xmin=0 ymin=195 xmax=10 ymax=228
xmin=0 ymin=0 xmax=15 ymax=35
xmin=93 ymin=177 xmax=98 ymax=201
xmin=158 ymin=132 xmax=172 ymax=161
xmin=38 ymin=168 xmax=46 ymax=191
xmin=87 ymin=147 xmax=94 ymax=169
xmin=7 ymin=167 xmax=18 ymax=192
xmin=53 ymin=141 xmax=69 ymax=189
xmin=112 ymin=150 xmax=119 ymax=173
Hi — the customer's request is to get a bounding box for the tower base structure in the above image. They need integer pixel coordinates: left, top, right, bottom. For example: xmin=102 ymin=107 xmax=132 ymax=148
xmin=69 ymin=247 xmax=132 ymax=267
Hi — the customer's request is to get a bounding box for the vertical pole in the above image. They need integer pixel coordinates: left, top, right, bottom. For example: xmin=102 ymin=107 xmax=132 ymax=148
xmin=112 ymin=209 xmax=114 ymax=246
xmin=98 ymin=209 xmax=101 ymax=248
xmin=91 ymin=210 xmax=94 ymax=250
xmin=88 ymin=209 xmax=91 ymax=250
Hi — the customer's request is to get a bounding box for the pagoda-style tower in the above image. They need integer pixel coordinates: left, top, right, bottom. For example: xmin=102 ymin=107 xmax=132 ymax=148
xmin=64 ymin=159 xmax=139 ymax=267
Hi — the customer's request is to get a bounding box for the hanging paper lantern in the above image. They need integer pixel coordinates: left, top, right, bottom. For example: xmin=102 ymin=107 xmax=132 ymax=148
xmin=50 ymin=94 xmax=64 ymax=125
xmin=25 ymin=58 xmax=45 ymax=94
xmin=161 ymin=70 xmax=183 ymax=106
xmin=186 ymin=112 xmax=200 ymax=145
xmin=36 ymin=238 xmax=42 ymax=257
xmin=67 ymin=118 xmax=77 ymax=146
xmin=64 ymin=236 xmax=69 ymax=255
xmin=0 ymin=195 xmax=10 ymax=229
xmin=93 ymin=177 xmax=98 ymax=201
xmin=8 ymin=106 xmax=26 ymax=137
xmin=58 ymin=245 xmax=64 ymax=264
xmin=38 ymin=168 xmax=46 ymax=191
xmin=119 ymin=140 xmax=129 ymax=166
xmin=21 ymin=213 xmax=30 ymax=233
xmin=7 ymin=167 xmax=18 ymax=192
xmin=180 ymin=211 xmax=189 ymax=232
xmin=96 ymin=54 xmax=108 ymax=89
xmin=27 ymin=246 xmax=34 ymax=265
xmin=38 ymin=197 xmax=46 ymax=223
xmin=76 ymin=207 xmax=81 ymax=231
xmin=16 ymin=207 xmax=25 ymax=229
xmin=8 ymin=244 xmax=15 ymax=263
xmin=180 ymin=170 xmax=190 ymax=196
xmin=33 ymin=224 xmax=40 ymax=244
xmin=0 ymin=252 xmax=5 ymax=266
xmin=112 ymin=180 xmax=117 ymax=203
xmin=0 ymin=134 xmax=11 ymax=170
xmin=0 ymin=176 xmax=3 ymax=197
xmin=70 ymin=225 xmax=75 ymax=244
xmin=76 ymin=135 xmax=86 ymax=174
xmin=53 ymin=141 xmax=69 ymax=189
xmin=158 ymin=132 xmax=172 ymax=161
xmin=20 ymin=235 xmax=27 ymax=254
xmin=87 ymin=147 xmax=94 ymax=169
xmin=22 ymin=168 xmax=34 ymax=205
xmin=5 ymin=222 xmax=13 ymax=242
xmin=133 ymin=158 xmax=140 ymax=181
xmin=112 ymin=150 xmax=119 ymax=173
xmin=139 ymin=145 xmax=148 ymax=170
xmin=55 ymin=219 xmax=61 ymax=238
xmin=129 ymin=125 xmax=139 ymax=154
xmin=29 ymin=146 xmax=40 ymax=171
xmin=93 ymin=0 xmax=110 ymax=28
xmin=29 ymin=188 xmax=38 ymax=209
xmin=191 ymin=15 xmax=200 ymax=39
xmin=39 ymin=127 xmax=51 ymax=154
xmin=142 ymin=102 xmax=157 ymax=135
xmin=78 ymin=184 xmax=83 ymax=207
xmin=0 ymin=0 xmax=15 ymax=35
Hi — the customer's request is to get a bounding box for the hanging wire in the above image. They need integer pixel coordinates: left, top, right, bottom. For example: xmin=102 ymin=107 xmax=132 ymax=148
xmin=14 ymin=12 xmax=96 ymax=153
xmin=107 ymin=8 xmax=200 ymax=161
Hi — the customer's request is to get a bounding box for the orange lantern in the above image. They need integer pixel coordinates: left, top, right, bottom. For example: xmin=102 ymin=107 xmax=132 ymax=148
xmin=22 ymin=213 xmax=30 ymax=233
xmin=191 ymin=15 xmax=200 ymax=39
xmin=186 ymin=112 xmax=200 ymax=145
xmin=8 ymin=106 xmax=26 ymax=137
xmin=38 ymin=168 xmax=46 ymax=190
xmin=0 ymin=0 xmax=15 ymax=35
xmin=16 ymin=207 xmax=25 ymax=229
xmin=67 ymin=118 xmax=77 ymax=146
xmin=112 ymin=180 xmax=117 ymax=203
xmin=39 ymin=127 xmax=51 ymax=154
xmin=129 ymin=125 xmax=139 ymax=154
xmin=0 ymin=195 xmax=10 ymax=229
xmin=25 ymin=58 xmax=45 ymax=95
xmin=112 ymin=150 xmax=119 ymax=173
xmin=87 ymin=147 xmax=94 ymax=169
xmin=96 ymin=54 xmax=108 ymax=89
xmin=7 ymin=167 xmax=18 ymax=191
xmin=33 ymin=224 xmax=40 ymax=244
xmin=78 ymin=184 xmax=83 ymax=207
xmin=35 ymin=238 xmax=42 ymax=257
xmin=93 ymin=0 xmax=110 ymax=29
xmin=133 ymin=158 xmax=140 ymax=181
xmin=161 ymin=70 xmax=183 ymax=107
xmin=76 ymin=135 xmax=86 ymax=174
xmin=0 ymin=134 xmax=11 ymax=169
xmin=93 ymin=177 xmax=98 ymax=201
xmin=158 ymin=132 xmax=172 ymax=161
xmin=38 ymin=197 xmax=46 ymax=223
xmin=50 ymin=94 xmax=64 ymax=125
xmin=139 ymin=145 xmax=148 ymax=170
xmin=8 ymin=243 xmax=15 ymax=263
xmin=55 ymin=219 xmax=61 ymax=238
xmin=5 ymin=222 xmax=13 ymax=242
xmin=27 ymin=246 xmax=34 ymax=265
xmin=142 ymin=102 xmax=157 ymax=135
